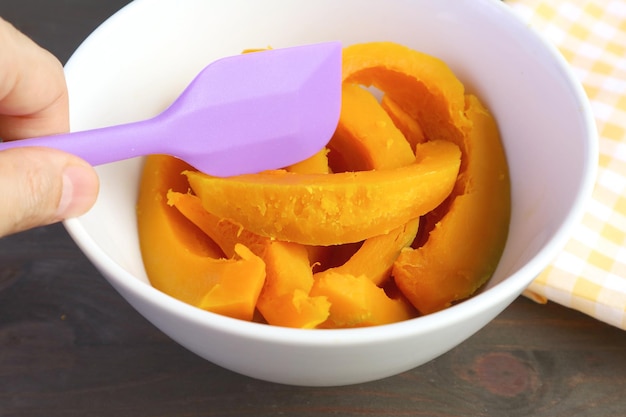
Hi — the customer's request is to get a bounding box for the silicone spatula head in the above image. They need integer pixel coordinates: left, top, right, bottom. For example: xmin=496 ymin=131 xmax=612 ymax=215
xmin=159 ymin=42 xmax=343 ymax=176
xmin=0 ymin=42 xmax=342 ymax=177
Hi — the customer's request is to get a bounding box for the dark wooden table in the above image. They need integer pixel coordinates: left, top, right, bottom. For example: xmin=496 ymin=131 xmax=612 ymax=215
xmin=1 ymin=1 xmax=625 ymax=416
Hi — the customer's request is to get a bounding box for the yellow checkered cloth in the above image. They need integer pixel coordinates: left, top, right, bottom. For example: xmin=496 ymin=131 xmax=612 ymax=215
xmin=506 ymin=0 xmax=626 ymax=330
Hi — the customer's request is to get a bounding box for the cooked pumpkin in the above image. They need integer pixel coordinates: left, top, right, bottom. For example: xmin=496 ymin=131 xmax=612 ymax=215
xmin=136 ymin=41 xmax=511 ymax=327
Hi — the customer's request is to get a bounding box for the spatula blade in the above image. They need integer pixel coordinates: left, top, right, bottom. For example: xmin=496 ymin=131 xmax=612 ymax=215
xmin=163 ymin=42 xmax=343 ymax=176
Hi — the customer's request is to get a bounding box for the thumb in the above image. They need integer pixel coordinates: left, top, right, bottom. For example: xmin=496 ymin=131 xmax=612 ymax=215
xmin=0 ymin=147 xmax=99 ymax=237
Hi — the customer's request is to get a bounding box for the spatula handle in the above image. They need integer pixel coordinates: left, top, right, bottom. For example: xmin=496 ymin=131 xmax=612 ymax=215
xmin=0 ymin=118 xmax=161 ymax=166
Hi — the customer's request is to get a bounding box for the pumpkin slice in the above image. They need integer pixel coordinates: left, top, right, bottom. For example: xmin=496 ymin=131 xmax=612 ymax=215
xmin=286 ymin=147 xmax=331 ymax=174
xmin=310 ymin=272 xmax=416 ymax=328
xmin=392 ymin=95 xmax=511 ymax=314
xmin=342 ymin=41 xmax=470 ymax=160
xmin=256 ymin=241 xmax=330 ymax=328
xmin=137 ymin=155 xmax=221 ymax=306
xmin=198 ymin=243 xmax=266 ymax=321
xmin=185 ymin=139 xmax=461 ymax=246
xmin=167 ymin=190 xmax=268 ymax=258
xmin=328 ymin=83 xmax=414 ymax=171
xmin=258 ymin=155 xmax=332 ymax=328
xmin=137 ymin=155 xmax=265 ymax=317
xmin=318 ymin=80 xmax=420 ymax=284
xmin=380 ymin=94 xmax=426 ymax=151
xmin=315 ymin=219 xmax=419 ymax=287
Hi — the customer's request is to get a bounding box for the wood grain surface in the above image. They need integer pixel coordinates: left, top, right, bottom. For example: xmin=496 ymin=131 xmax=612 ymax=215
xmin=1 ymin=1 xmax=625 ymax=416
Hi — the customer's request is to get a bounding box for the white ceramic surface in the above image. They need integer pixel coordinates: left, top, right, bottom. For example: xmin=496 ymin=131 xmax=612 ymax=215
xmin=63 ymin=0 xmax=597 ymax=386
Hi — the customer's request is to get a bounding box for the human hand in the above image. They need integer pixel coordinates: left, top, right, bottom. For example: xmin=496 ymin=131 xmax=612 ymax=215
xmin=0 ymin=17 xmax=99 ymax=237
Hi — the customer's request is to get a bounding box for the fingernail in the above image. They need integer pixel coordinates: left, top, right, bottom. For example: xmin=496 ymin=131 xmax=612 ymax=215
xmin=56 ymin=164 xmax=99 ymax=220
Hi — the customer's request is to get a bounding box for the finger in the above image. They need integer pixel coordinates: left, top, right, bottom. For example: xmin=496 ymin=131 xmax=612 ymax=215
xmin=0 ymin=17 xmax=69 ymax=140
xmin=0 ymin=147 xmax=99 ymax=237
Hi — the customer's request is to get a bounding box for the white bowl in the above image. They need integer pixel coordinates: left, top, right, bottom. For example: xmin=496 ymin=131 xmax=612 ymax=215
xmin=64 ymin=0 xmax=597 ymax=386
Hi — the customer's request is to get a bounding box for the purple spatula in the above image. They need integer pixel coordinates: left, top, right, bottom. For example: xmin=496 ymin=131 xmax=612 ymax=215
xmin=0 ymin=42 xmax=342 ymax=177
